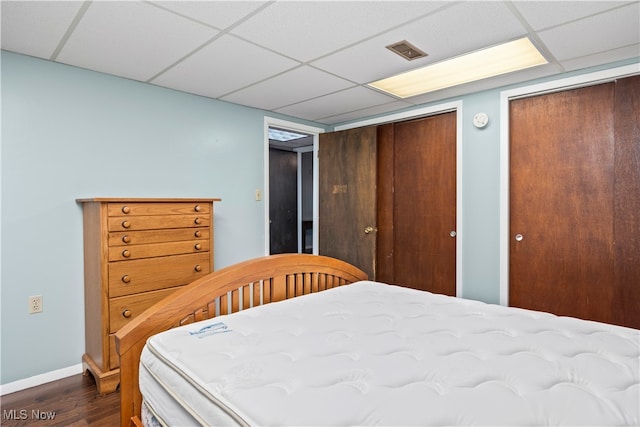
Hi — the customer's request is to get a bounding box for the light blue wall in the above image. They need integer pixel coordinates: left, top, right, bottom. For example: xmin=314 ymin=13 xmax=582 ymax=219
xmin=0 ymin=51 xmax=324 ymax=385
xmin=2 ymin=50 xmax=636 ymax=386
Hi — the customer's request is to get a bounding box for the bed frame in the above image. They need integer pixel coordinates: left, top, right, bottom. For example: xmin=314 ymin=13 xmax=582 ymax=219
xmin=115 ymin=253 xmax=367 ymax=427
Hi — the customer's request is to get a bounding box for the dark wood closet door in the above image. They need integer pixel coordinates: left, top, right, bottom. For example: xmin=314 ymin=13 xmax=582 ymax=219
xmin=509 ymin=83 xmax=616 ymax=324
xmin=380 ymin=113 xmax=457 ymax=295
xmin=319 ymin=126 xmax=377 ymax=279
xmin=613 ymin=75 xmax=640 ymax=329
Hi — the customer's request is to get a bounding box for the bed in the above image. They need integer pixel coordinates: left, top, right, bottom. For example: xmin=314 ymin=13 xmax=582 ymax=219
xmin=115 ymin=254 xmax=639 ymax=427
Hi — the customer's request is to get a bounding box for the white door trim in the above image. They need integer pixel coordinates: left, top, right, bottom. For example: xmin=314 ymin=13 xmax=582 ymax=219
xmin=264 ymin=117 xmax=324 ymax=256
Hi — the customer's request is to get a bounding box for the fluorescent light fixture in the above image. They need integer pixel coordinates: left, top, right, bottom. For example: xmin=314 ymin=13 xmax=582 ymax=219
xmin=368 ymin=37 xmax=547 ymax=98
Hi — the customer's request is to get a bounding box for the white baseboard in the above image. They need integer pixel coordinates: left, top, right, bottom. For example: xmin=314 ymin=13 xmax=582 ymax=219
xmin=0 ymin=363 xmax=83 ymax=396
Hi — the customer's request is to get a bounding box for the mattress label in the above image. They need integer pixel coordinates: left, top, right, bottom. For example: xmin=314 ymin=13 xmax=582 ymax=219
xmin=188 ymin=322 xmax=230 ymax=339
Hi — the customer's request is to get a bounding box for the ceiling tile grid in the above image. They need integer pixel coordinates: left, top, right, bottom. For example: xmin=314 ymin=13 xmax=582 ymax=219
xmin=0 ymin=1 xmax=83 ymax=59
xmin=1 ymin=0 xmax=638 ymax=125
xmin=312 ymin=1 xmax=531 ymax=85
xmin=152 ymin=34 xmax=300 ymax=99
xmin=536 ymin=2 xmax=640 ymax=62
xmin=221 ymin=65 xmax=356 ymax=111
xmin=56 ymin=1 xmax=219 ymax=82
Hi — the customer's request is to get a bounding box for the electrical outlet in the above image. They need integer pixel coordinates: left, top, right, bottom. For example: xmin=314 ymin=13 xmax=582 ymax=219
xmin=29 ymin=295 xmax=43 ymax=314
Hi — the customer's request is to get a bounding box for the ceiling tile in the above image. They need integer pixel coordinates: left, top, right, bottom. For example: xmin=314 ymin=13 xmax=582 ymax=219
xmin=221 ymin=66 xmax=355 ymax=111
xmin=537 ymin=2 xmax=640 ymax=61
xmin=150 ymin=1 xmax=269 ymax=30
xmin=230 ymin=1 xmax=448 ymax=62
xmin=153 ymin=35 xmax=299 ymax=99
xmin=1 ymin=1 xmax=84 ymax=59
xmin=56 ymin=1 xmax=218 ymax=82
xmin=513 ymin=1 xmax=631 ymax=31
xmin=560 ymin=45 xmax=640 ymax=72
xmin=319 ymin=100 xmax=415 ymax=125
xmin=275 ymin=86 xmax=397 ymax=121
xmin=313 ymin=1 xmax=529 ymax=84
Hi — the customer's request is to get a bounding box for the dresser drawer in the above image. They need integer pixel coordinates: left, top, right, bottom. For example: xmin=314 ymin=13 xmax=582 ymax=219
xmin=108 ymin=240 xmax=209 ymax=261
xmin=108 ymin=214 xmax=210 ymax=231
xmin=109 ymin=287 xmax=180 ymax=333
xmin=108 ymin=228 xmax=209 ymax=246
xmin=108 ymin=253 xmax=210 ymax=297
xmin=107 ymin=202 xmax=209 ymax=216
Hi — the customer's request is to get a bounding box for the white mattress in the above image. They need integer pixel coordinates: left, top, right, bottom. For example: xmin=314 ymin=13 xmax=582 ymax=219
xmin=140 ymin=281 xmax=640 ymax=426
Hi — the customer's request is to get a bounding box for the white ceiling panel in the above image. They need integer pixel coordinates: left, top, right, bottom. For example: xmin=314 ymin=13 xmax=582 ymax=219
xmin=222 ymin=65 xmax=355 ymax=111
xmin=57 ymin=1 xmax=218 ymax=82
xmin=313 ymin=1 xmax=529 ymax=85
xmin=1 ymin=1 xmax=83 ymax=59
xmin=229 ymin=1 xmax=448 ymax=62
xmin=275 ymin=86 xmax=397 ymax=121
xmin=2 ymin=1 xmax=638 ymax=125
xmin=537 ymin=2 xmax=640 ymax=61
xmin=561 ymin=44 xmax=640 ymax=72
xmin=512 ymin=1 xmax=631 ymax=31
xmin=153 ymin=34 xmax=299 ymax=99
xmin=320 ymin=100 xmax=414 ymax=125
xmin=150 ymin=1 xmax=269 ymax=30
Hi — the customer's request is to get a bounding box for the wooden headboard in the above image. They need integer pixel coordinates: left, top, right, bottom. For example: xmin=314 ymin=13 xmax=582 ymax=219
xmin=115 ymin=253 xmax=367 ymax=427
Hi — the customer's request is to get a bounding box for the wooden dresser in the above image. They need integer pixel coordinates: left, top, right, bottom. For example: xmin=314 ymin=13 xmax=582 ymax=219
xmin=77 ymin=198 xmax=221 ymax=393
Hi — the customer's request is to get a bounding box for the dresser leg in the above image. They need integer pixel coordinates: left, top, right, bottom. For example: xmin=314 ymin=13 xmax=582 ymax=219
xmin=82 ymin=353 xmax=120 ymax=395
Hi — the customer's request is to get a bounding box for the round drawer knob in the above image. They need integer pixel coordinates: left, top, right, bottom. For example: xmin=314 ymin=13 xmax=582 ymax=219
xmin=121 ymin=206 xmax=130 ymax=214
xmin=121 ymin=220 xmax=131 ymax=229
xmin=194 ymin=243 xmax=202 ymax=250
xmin=121 ymin=274 xmax=131 ymax=283
xmin=122 ymin=235 xmax=131 ymax=244
xmin=194 ymin=230 xmax=202 ymax=238
xmin=122 ymin=309 xmax=132 ymax=318
xmin=194 ymin=217 xmax=203 ymax=225
xmin=194 ymin=205 xmax=202 ymax=212
xmin=194 ymin=264 xmax=203 ymax=272
xmin=122 ymin=249 xmax=131 ymax=258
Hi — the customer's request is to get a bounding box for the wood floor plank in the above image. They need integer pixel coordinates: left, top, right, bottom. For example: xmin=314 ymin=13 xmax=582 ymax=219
xmin=1 ymin=374 xmax=119 ymax=426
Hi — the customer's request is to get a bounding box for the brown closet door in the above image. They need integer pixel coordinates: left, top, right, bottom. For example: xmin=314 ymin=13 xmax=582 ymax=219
xmin=319 ymin=126 xmax=377 ymax=279
xmin=509 ymin=83 xmax=616 ymax=324
xmin=613 ymin=75 xmax=640 ymax=329
xmin=391 ymin=113 xmax=457 ymax=295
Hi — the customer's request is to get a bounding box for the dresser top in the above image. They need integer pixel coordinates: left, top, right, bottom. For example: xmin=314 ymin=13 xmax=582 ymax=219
xmin=76 ymin=197 xmax=222 ymax=203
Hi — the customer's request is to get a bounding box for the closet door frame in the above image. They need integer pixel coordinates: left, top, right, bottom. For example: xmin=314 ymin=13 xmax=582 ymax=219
xmin=498 ymin=63 xmax=640 ymax=306
xmin=335 ymin=100 xmax=463 ymax=297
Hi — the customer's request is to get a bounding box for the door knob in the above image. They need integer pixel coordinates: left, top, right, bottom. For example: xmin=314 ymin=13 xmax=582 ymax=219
xmin=515 ymin=234 xmax=524 ymax=242
xmin=450 ymin=231 xmax=457 ymax=237
xmin=364 ymin=226 xmax=374 ymax=234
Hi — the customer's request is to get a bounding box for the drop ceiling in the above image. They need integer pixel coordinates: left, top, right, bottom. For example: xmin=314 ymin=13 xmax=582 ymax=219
xmin=2 ymin=1 xmax=639 ymax=125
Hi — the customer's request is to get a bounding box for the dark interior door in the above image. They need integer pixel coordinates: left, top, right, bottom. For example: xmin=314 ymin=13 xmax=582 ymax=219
xmin=269 ymin=148 xmax=298 ymax=254
xmin=319 ymin=126 xmax=377 ymax=279
xmin=378 ymin=113 xmax=457 ymax=295
xmin=509 ymin=83 xmax=616 ymax=324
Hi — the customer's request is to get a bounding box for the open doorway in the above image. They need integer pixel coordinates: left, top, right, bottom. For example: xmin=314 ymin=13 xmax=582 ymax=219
xmin=264 ymin=118 xmax=323 ymax=255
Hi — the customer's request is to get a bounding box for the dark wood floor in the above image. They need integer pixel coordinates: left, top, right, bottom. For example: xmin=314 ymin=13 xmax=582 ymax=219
xmin=1 ymin=373 xmax=119 ymax=426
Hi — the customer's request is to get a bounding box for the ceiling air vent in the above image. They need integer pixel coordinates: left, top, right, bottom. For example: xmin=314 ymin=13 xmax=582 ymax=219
xmin=386 ymin=40 xmax=428 ymax=61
